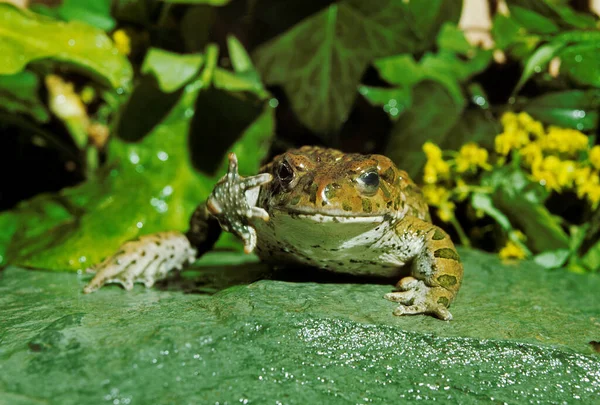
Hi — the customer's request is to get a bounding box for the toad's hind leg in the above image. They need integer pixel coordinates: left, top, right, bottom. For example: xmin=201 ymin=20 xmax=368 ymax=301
xmin=83 ymin=203 xmax=221 ymax=293
xmin=384 ymin=218 xmax=463 ymax=321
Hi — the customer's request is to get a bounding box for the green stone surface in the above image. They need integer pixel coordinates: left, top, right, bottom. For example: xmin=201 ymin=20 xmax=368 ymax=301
xmin=1 ymin=248 xmax=599 ymax=404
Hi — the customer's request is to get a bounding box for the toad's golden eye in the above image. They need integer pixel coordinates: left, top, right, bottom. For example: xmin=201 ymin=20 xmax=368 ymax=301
xmin=357 ymin=171 xmax=380 ymax=196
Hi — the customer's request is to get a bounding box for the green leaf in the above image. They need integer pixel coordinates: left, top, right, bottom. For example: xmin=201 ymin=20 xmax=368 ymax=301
xmin=213 ymin=69 xmax=269 ymax=100
xmin=214 ymin=36 xmax=268 ymax=99
xmin=513 ymin=41 xmax=564 ymax=94
xmin=58 ymin=0 xmax=114 ymax=31
xmin=509 ymin=5 xmax=559 ymax=34
xmin=0 ymin=71 xmax=49 ymax=122
xmin=491 ymin=14 xmax=523 ymax=50
xmin=471 ymin=192 xmax=512 ymax=230
xmin=1 ymin=68 xmax=274 ymax=271
xmin=569 ymin=224 xmax=588 ymax=253
xmin=385 ymin=80 xmax=464 ymax=179
xmin=581 ymin=239 xmax=600 ymax=272
xmin=162 ymin=0 xmax=231 ymax=5
xmin=436 ymin=23 xmax=472 ymax=54
xmin=488 ymin=168 xmax=569 ymax=253
xmin=34 ymin=0 xmax=117 ymax=31
xmin=533 ymin=249 xmax=570 ymax=269
xmin=358 ymin=86 xmax=411 ymax=120
xmin=253 ymin=0 xmax=461 ymax=134
xmin=445 ymin=108 xmax=500 ymax=151
xmin=373 ymin=50 xmax=491 ymax=107
xmin=506 ymin=0 xmax=597 ymax=29
xmin=558 ymin=43 xmax=600 ymax=88
xmin=141 ymin=48 xmax=205 ymax=93
xmin=374 ymin=55 xmax=423 ymax=87
xmin=227 ymin=35 xmax=254 ymax=74
xmin=523 ymin=90 xmax=600 ymax=131
xmin=0 ymin=4 xmax=132 ymax=90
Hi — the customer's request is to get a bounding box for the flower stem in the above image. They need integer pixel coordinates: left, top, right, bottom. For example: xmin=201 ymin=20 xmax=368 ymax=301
xmin=450 ymin=216 xmax=471 ymax=248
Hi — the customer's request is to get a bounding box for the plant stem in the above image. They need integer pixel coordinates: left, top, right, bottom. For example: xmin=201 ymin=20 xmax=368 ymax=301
xmin=450 ymin=216 xmax=471 ymax=248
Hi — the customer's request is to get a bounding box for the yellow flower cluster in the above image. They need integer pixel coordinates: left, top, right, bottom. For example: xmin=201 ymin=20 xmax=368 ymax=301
xmin=455 ymin=143 xmax=491 ymax=173
xmin=422 ymin=185 xmax=455 ymax=222
xmin=421 ymin=112 xmax=599 ymax=263
xmin=540 ymin=126 xmax=589 ymax=155
xmin=498 ymin=240 xmax=527 ymax=260
xmin=496 ymin=112 xmax=542 ymax=155
xmin=591 ymin=145 xmax=600 ymax=170
xmin=497 ymin=112 xmax=599 ymax=208
xmin=112 ymin=29 xmax=131 ymax=56
xmin=421 ymin=140 xmax=492 ymax=226
xmin=423 ymin=142 xmax=450 ymax=184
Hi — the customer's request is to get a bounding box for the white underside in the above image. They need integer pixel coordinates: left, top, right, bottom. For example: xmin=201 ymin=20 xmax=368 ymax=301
xmin=252 ymin=210 xmax=419 ymax=277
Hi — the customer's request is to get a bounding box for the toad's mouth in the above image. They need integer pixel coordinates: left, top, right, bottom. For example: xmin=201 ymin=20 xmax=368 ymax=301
xmin=273 ymin=207 xmax=389 ymax=222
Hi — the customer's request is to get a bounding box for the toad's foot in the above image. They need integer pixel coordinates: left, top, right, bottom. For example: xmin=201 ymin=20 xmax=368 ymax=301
xmin=207 ymin=152 xmax=272 ymax=254
xmin=384 ymin=276 xmax=454 ymax=321
xmin=83 ymin=231 xmax=197 ymax=294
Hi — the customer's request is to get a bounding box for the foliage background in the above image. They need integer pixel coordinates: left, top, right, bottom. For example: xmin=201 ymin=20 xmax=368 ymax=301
xmin=0 ymin=0 xmax=599 ymax=272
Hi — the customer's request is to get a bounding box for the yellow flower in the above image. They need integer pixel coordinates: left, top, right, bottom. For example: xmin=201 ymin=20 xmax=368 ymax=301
xmin=540 ymin=126 xmax=588 ymax=155
xmin=499 ymin=240 xmax=527 ymax=260
xmin=112 ymin=29 xmax=131 ymax=55
xmin=437 ymin=200 xmax=456 ymax=223
xmin=501 ymin=111 xmax=545 ymax=138
xmin=422 ymin=185 xmax=450 ymax=207
xmin=557 ymin=160 xmax=577 ymax=188
xmin=422 ymin=182 xmax=455 ymax=222
xmin=577 ymin=171 xmax=600 ymax=208
xmin=422 ymin=142 xmax=450 ymax=184
xmin=500 ymin=111 xmax=518 ymax=131
xmin=455 ymin=143 xmax=491 ymax=173
xmin=519 ymin=141 xmax=543 ymax=166
xmin=590 ymin=145 xmax=600 ymax=170
xmin=495 ymin=129 xmax=530 ymax=155
xmin=574 ymin=166 xmax=592 ymax=191
xmin=423 ymin=142 xmax=443 ymax=160
xmin=531 ymin=156 xmax=575 ymax=191
xmin=586 ymin=185 xmax=600 ymax=209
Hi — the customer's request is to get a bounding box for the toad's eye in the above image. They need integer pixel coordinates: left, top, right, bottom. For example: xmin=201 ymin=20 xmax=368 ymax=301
xmin=357 ymin=171 xmax=380 ymax=195
xmin=276 ymin=161 xmax=295 ymax=187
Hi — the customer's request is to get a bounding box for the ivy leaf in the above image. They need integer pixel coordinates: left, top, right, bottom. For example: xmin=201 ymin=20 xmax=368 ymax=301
xmin=358 ymin=86 xmax=411 ymax=120
xmin=505 ymin=0 xmax=596 ymax=29
xmin=253 ymin=0 xmax=461 ymax=134
xmin=558 ymin=43 xmax=600 ymax=88
xmin=141 ymin=49 xmax=205 ymax=93
xmin=385 ymin=80 xmax=464 ymax=178
xmin=436 ymin=22 xmax=472 ymax=54
xmin=162 ymin=0 xmax=231 ymax=5
xmin=522 ymin=90 xmax=600 ymax=131
xmin=0 ymin=71 xmax=49 ymax=122
xmin=32 ymin=0 xmax=115 ymax=31
xmin=513 ymin=41 xmax=564 ymax=94
xmin=0 ymin=4 xmax=132 ymax=90
xmin=509 ymin=5 xmax=559 ymax=34
xmin=1 ymin=55 xmax=274 ymax=271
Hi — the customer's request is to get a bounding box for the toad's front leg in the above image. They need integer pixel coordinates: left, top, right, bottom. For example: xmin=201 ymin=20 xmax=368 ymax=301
xmin=384 ymin=218 xmax=463 ymax=321
xmin=84 ymin=153 xmax=270 ymax=293
xmin=207 ymin=152 xmax=272 ymax=253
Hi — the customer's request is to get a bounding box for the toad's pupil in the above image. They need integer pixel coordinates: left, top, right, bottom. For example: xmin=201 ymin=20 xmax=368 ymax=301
xmin=360 ymin=172 xmax=379 ymax=187
xmin=277 ymin=163 xmax=294 ymax=184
